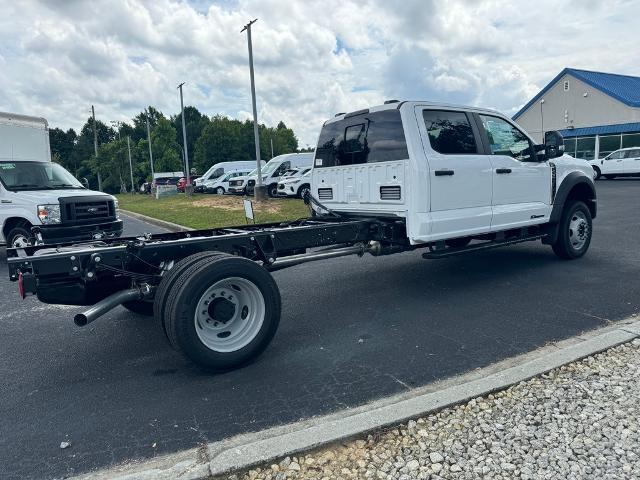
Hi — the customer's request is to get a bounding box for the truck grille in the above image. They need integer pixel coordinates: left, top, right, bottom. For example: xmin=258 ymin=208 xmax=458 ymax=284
xmin=318 ymin=188 xmax=333 ymax=200
xmin=380 ymin=185 xmax=401 ymax=200
xmin=62 ymin=199 xmax=115 ymax=223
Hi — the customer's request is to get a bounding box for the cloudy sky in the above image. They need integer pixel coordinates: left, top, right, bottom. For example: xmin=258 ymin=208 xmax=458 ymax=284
xmin=1 ymin=0 xmax=639 ymax=146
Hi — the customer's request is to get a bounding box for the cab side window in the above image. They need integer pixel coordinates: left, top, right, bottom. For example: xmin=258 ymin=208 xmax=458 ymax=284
xmin=273 ymin=161 xmax=291 ymax=177
xmin=624 ymin=149 xmax=640 ymax=158
xmin=607 ymin=151 xmax=623 ymax=160
xmin=422 ymin=110 xmax=478 ymax=154
xmin=479 ymin=115 xmax=532 ymax=160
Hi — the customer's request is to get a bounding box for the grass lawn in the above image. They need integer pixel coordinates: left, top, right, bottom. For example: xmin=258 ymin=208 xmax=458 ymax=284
xmin=116 ymin=193 xmax=309 ymax=229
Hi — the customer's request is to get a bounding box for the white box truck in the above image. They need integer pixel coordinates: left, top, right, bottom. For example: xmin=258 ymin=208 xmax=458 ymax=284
xmin=0 ymin=111 xmax=122 ymax=247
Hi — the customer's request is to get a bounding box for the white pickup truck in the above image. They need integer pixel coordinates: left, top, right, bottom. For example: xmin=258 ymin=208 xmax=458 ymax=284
xmin=311 ymin=100 xmax=596 ymax=259
xmin=8 ymin=101 xmax=596 ymax=372
xmin=0 ymin=111 xmax=122 ymax=247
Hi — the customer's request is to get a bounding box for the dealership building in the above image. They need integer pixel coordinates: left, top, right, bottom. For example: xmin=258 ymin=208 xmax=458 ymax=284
xmin=513 ymin=68 xmax=640 ymax=160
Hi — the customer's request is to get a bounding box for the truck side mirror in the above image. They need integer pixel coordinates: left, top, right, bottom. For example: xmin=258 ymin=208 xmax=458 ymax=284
xmin=544 ymin=131 xmax=565 ymax=159
xmin=81 ymin=177 xmax=89 ymax=188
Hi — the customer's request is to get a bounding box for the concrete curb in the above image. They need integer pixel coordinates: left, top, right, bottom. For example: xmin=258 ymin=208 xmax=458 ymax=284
xmin=120 ymin=210 xmax=192 ymax=232
xmin=72 ymin=316 xmax=640 ymax=480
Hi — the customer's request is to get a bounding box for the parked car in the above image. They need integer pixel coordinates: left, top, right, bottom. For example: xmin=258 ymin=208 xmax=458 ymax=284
xmin=244 ymin=153 xmax=314 ymax=197
xmin=177 ymin=175 xmax=201 ymax=192
xmin=276 ymin=169 xmax=312 ymax=198
xmin=0 ymin=111 xmax=122 ymax=247
xmin=202 ymin=169 xmax=252 ymax=194
xmin=589 ymin=147 xmax=640 ymax=179
xmin=194 ymin=161 xmax=265 ymax=192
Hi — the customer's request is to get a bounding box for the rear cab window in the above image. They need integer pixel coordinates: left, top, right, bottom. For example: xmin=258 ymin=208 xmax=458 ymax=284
xmin=314 ymin=109 xmax=409 ymax=167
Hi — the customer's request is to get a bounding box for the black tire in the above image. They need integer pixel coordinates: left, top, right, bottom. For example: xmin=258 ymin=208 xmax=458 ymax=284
xmin=216 ymin=187 xmax=225 ymax=195
xmin=297 ymin=184 xmax=311 ymax=199
xmin=552 ymin=200 xmax=592 ymax=260
xmin=268 ymin=184 xmax=278 ymax=197
xmin=604 ymin=175 xmax=616 ymax=180
xmin=163 ymin=255 xmax=281 ymax=371
xmin=122 ymin=300 xmax=154 ymax=316
xmin=6 ymin=224 xmax=34 ymax=248
xmin=445 ymin=237 xmax=471 ymax=248
xmin=592 ymin=166 xmax=601 ymax=180
xmin=154 ymin=252 xmax=228 ymax=337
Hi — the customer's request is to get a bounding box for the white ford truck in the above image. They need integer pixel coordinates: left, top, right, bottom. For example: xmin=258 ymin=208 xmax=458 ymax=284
xmin=0 ymin=111 xmax=122 ymax=247
xmin=7 ymin=101 xmax=595 ymax=372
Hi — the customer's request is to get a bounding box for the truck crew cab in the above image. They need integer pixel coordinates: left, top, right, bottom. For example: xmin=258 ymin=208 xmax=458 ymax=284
xmin=312 ymin=101 xmax=596 ymax=259
xmin=7 ymin=101 xmax=595 ymax=372
xmin=0 ymin=111 xmax=122 ymax=247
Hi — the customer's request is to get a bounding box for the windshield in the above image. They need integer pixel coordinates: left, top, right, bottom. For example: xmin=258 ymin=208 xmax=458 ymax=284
xmin=261 ymin=159 xmax=284 ymax=175
xmin=0 ymin=162 xmax=84 ymax=191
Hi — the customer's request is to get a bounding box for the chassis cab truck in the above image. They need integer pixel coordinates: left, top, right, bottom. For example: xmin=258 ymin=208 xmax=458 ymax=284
xmin=7 ymin=101 xmax=596 ymax=372
xmin=0 ymin=111 xmax=122 ymax=247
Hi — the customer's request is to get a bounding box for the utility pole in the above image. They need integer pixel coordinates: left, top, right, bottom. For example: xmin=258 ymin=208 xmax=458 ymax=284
xmin=146 ymin=111 xmax=155 ymax=184
xmin=177 ymin=82 xmax=192 ymax=195
xmin=91 ymin=105 xmax=102 ymax=191
xmin=270 ymin=137 xmax=274 ymax=159
xmin=241 ymin=18 xmax=266 ymax=200
xmin=127 ymin=136 xmax=134 ymax=194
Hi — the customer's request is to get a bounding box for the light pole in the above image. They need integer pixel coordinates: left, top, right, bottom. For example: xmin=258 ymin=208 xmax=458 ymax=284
xmin=177 ymin=82 xmax=192 ymax=195
xmin=91 ymin=105 xmax=102 ymax=191
xmin=145 ymin=111 xmax=155 ymax=184
xmin=241 ymin=18 xmax=266 ymax=200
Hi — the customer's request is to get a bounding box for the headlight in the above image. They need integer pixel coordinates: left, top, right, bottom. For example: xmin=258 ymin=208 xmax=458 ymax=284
xmin=114 ymin=199 xmax=120 ymax=219
xmin=37 ymin=204 xmax=61 ymax=224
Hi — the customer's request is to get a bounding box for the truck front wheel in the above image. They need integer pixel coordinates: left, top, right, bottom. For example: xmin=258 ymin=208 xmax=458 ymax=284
xmin=552 ymin=201 xmax=592 ymax=259
xmin=6 ymin=224 xmax=34 ymax=248
xmin=163 ymin=255 xmax=281 ymax=371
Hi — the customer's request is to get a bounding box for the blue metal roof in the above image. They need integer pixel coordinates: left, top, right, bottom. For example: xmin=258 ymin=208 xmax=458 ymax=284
xmin=513 ymin=68 xmax=640 ymax=120
xmin=558 ymin=122 xmax=640 ymax=138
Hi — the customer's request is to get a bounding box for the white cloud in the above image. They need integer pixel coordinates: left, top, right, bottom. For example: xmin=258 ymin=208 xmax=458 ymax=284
xmin=0 ymin=0 xmax=638 ymax=146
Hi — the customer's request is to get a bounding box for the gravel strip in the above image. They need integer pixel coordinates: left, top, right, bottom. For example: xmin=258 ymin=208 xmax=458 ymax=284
xmin=219 ymin=339 xmax=640 ymax=480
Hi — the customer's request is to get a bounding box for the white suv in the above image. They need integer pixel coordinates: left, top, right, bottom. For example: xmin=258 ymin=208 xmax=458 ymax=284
xmin=202 ymin=169 xmax=252 ymax=194
xmin=276 ymin=169 xmax=312 ymax=198
xmin=589 ymin=147 xmax=640 ymax=179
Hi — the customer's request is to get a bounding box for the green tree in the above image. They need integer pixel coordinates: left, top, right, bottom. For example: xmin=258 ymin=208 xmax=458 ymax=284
xmin=172 ymin=106 xmax=208 ymax=170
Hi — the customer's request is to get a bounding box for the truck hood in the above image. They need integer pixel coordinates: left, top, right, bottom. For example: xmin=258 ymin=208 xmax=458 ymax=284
xmin=6 ymin=188 xmax=114 ymax=205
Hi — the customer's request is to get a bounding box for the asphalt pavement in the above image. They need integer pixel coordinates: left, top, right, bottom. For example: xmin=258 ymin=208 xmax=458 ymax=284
xmin=1 ymin=181 xmax=639 ymax=479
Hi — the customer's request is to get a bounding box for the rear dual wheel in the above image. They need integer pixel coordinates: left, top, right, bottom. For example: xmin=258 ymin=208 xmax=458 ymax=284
xmin=156 ymin=253 xmax=281 ymax=371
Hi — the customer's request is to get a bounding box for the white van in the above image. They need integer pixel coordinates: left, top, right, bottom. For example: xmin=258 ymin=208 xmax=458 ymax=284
xmin=0 ymin=111 xmax=122 ymax=247
xmin=194 ymin=160 xmax=265 ymax=192
xmin=242 ymin=153 xmax=314 ymax=197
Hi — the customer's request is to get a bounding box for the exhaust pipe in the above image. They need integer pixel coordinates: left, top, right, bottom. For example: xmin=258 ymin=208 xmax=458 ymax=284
xmin=74 ymin=288 xmax=143 ymax=327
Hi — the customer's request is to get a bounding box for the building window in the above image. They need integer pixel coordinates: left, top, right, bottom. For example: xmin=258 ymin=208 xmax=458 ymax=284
xmin=564 ymin=138 xmax=577 ymax=157
xmin=599 ymin=135 xmax=622 ymax=158
xmin=563 ymin=80 xmax=570 ymax=91
xmin=622 ymin=133 xmax=640 ymax=149
xmin=575 ymin=137 xmax=596 ymax=160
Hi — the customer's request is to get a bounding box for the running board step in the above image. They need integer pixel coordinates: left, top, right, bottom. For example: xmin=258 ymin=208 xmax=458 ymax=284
xmin=422 ymin=234 xmax=547 ymax=259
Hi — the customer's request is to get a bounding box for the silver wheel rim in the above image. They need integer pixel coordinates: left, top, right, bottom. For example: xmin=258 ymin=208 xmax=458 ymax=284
xmin=11 ymin=234 xmax=30 ymax=248
xmin=217 ymin=187 xmax=224 ymax=194
xmin=569 ymin=211 xmax=589 ymax=250
xmin=194 ymin=277 xmax=265 ymax=353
